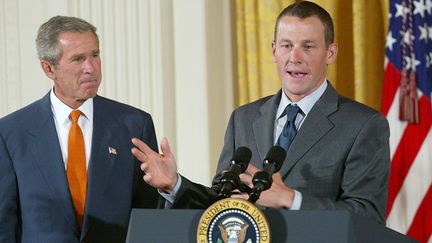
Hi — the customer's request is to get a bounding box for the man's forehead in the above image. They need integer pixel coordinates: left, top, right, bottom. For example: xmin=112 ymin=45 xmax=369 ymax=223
xmin=275 ymin=16 xmax=325 ymax=40
xmin=277 ymin=15 xmax=324 ymax=29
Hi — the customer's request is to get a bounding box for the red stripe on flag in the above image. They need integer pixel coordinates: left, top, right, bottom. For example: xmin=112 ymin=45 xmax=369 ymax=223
xmin=386 ymin=95 xmax=432 ymax=216
xmin=406 ymin=185 xmax=432 ymax=243
xmin=381 ymin=62 xmax=401 ymax=116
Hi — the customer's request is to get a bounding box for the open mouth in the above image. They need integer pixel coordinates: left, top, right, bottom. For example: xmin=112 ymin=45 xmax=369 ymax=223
xmin=287 ymin=71 xmax=307 ymax=78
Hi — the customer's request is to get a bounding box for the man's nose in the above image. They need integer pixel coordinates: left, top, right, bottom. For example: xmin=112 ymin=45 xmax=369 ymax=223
xmin=82 ymin=58 xmax=95 ymax=73
xmin=289 ymin=48 xmax=302 ymax=64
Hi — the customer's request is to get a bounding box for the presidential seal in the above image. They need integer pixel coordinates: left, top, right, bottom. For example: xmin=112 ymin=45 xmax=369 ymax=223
xmin=197 ymin=198 xmax=270 ymax=243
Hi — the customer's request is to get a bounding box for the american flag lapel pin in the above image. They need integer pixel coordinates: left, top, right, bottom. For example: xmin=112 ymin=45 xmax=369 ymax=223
xmin=108 ymin=146 xmax=117 ymax=155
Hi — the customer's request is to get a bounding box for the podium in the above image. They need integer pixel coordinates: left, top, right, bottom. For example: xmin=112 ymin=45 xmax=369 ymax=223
xmin=126 ymin=209 xmax=417 ymax=243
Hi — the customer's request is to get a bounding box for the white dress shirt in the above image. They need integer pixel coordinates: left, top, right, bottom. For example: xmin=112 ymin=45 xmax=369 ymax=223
xmin=50 ymin=89 xmax=94 ymax=169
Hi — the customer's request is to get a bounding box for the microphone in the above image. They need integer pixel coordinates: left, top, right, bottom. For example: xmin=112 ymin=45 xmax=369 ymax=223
xmin=248 ymin=146 xmax=286 ymax=203
xmin=218 ymin=147 xmax=252 ymax=198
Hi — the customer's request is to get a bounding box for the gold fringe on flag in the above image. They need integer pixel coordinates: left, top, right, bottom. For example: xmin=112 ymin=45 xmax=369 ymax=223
xmin=399 ymin=0 xmax=419 ymax=124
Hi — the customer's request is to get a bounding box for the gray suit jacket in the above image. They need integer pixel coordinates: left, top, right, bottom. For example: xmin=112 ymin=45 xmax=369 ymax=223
xmin=175 ymin=83 xmax=390 ymax=224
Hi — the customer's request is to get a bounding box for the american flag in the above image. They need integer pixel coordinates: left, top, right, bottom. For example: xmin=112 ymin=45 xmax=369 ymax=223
xmin=381 ymin=0 xmax=432 ymax=242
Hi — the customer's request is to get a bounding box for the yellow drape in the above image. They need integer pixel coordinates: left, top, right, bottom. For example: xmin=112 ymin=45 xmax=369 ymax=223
xmin=235 ymin=0 xmax=389 ymax=111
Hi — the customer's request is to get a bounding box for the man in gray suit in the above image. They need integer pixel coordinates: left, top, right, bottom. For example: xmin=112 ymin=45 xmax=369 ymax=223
xmin=132 ymin=1 xmax=390 ymax=224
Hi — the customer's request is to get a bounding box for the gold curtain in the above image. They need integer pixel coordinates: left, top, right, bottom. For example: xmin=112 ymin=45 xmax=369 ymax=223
xmin=235 ymin=0 xmax=389 ymax=111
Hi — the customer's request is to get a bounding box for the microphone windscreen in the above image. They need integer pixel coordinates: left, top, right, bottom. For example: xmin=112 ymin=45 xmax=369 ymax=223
xmin=264 ymin=146 xmax=286 ymax=172
xmin=231 ymin=146 xmax=252 ymax=172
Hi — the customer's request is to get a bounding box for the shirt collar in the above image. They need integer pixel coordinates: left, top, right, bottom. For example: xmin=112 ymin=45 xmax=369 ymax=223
xmin=276 ymin=80 xmax=328 ymax=119
xmin=50 ymin=89 xmax=94 ymax=124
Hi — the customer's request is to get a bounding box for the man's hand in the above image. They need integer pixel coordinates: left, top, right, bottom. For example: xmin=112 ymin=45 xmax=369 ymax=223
xmin=131 ymin=137 xmax=178 ymax=193
xmin=235 ymin=164 xmax=295 ymax=209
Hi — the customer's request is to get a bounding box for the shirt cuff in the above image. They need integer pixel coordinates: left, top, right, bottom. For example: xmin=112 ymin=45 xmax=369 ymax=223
xmin=159 ymin=174 xmax=182 ymax=205
xmin=289 ymin=190 xmax=302 ymax=210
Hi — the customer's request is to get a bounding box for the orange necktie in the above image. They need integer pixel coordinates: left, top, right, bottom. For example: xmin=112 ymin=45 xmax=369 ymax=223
xmin=67 ymin=110 xmax=87 ymax=228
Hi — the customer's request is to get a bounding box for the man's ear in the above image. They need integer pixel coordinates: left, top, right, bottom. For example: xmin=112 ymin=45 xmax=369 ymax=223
xmin=326 ymin=43 xmax=338 ymax=65
xmin=40 ymin=60 xmax=56 ymax=80
xmin=272 ymin=40 xmax=277 ymax=63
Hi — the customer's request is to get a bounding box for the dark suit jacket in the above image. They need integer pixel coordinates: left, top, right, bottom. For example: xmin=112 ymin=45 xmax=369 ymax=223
xmin=174 ymin=83 xmax=390 ymax=224
xmin=0 ymin=93 xmax=160 ymax=243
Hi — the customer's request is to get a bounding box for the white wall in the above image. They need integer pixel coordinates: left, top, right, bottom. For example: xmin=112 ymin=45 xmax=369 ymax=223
xmin=0 ymin=0 xmax=235 ymax=185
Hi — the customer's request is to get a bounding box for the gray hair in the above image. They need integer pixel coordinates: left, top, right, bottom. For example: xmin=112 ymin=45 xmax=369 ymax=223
xmin=35 ymin=16 xmax=98 ymax=66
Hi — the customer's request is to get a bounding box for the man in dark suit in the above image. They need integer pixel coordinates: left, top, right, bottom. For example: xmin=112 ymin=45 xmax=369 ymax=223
xmin=132 ymin=1 xmax=390 ymax=224
xmin=0 ymin=16 xmax=159 ymax=242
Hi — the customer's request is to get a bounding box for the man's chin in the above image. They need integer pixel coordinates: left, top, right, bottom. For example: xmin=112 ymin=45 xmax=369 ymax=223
xmin=83 ymin=88 xmax=99 ymax=97
xmin=282 ymin=84 xmax=306 ymax=94
xmin=76 ymin=93 xmax=97 ymax=102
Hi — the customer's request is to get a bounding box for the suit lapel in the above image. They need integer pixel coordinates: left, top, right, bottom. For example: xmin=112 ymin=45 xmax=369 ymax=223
xmin=279 ymin=84 xmax=339 ymax=179
xmin=28 ymin=94 xmax=78 ymax=233
xmin=81 ymin=96 xmax=118 ymax=238
xmin=252 ymin=91 xmax=281 ymax=163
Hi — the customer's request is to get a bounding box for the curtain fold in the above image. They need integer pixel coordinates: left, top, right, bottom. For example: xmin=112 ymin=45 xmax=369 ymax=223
xmin=235 ymin=0 xmax=389 ymax=111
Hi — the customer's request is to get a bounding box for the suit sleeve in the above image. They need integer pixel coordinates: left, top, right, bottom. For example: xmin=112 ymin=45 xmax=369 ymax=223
xmin=132 ymin=113 xmax=160 ymax=208
xmin=0 ymin=134 xmax=19 ymax=242
xmin=171 ymin=176 xmax=220 ymax=209
xmin=300 ymin=113 xmax=390 ymax=224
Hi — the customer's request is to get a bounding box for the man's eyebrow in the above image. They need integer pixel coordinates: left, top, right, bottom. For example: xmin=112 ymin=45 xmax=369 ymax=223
xmin=302 ymin=40 xmax=316 ymax=44
xmin=69 ymin=53 xmax=85 ymax=60
xmin=278 ymin=39 xmax=292 ymax=43
xmin=69 ymin=50 xmax=100 ymax=60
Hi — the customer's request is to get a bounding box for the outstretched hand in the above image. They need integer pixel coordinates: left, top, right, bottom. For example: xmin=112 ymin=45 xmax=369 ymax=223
xmin=131 ymin=137 xmax=178 ymax=193
xmin=234 ymin=164 xmax=295 ymax=208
